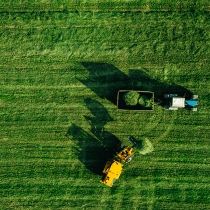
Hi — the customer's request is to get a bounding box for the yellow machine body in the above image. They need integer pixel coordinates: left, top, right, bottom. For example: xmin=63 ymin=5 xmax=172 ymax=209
xmin=100 ymin=160 xmax=123 ymax=187
xmin=116 ymin=147 xmax=135 ymax=162
xmin=101 ymin=145 xmax=136 ymax=187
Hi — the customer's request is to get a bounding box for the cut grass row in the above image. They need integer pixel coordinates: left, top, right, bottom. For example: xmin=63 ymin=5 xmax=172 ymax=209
xmin=0 ymin=11 xmax=209 ymax=64
xmin=0 ymin=0 xmax=210 ymax=12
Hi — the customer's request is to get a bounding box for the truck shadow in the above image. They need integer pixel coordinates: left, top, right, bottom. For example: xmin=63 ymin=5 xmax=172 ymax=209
xmin=80 ymin=62 xmax=131 ymax=104
xmin=80 ymin=62 xmax=193 ymax=105
xmin=66 ymin=98 xmax=120 ymax=175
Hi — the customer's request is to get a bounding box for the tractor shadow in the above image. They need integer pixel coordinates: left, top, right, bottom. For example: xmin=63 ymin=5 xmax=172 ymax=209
xmin=66 ymin=98 xmax=120 ymax=175
xmin=129 ymin=70 xmax=193 ymax=100
xmin=80 ymin=62 xmax=193 ymax=105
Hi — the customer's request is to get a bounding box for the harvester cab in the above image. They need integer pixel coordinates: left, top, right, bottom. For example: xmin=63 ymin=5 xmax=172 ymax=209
xmin=100 ymin=136 xmax=138 ymax=187
xmin=164 ymin=94 xmax=198 ymax=111
xmin=116 ymin=136 xmax=137 ymax=163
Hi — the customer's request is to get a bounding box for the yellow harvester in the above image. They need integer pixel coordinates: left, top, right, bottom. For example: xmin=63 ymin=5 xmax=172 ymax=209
xmin=100 ymin=136 xmax=138 ymax=187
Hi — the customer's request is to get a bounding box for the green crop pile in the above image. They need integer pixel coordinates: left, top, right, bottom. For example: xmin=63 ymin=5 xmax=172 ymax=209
xmin=0 ymin=0 xmax=210 ymax=209
xmin=138 ymin=138 xmax=154 ymax=155
xmin=124 ymin=91 xmax=140 ymax=106
xmin=138 ymin=95 xmax=152 ymax=108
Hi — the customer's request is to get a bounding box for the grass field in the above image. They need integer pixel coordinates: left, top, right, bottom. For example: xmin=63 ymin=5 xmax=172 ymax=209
xmin=0 ymin=0 xmax=210 ymax=209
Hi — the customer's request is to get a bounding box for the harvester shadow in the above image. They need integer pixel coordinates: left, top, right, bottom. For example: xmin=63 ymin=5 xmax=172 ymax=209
xmin=66 ymin=123 xmax=120 ymax=175
xmin=84 ymin=97 xmax=121 ymax=160
xmin=84 ymin=98 xmax=113 ymax=136
xmin=80 ymin=62 xmax=193 ymax=106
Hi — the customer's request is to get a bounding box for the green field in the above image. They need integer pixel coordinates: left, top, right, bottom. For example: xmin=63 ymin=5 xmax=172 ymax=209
xmin=1 ymin=0 xmax=210 ymax=209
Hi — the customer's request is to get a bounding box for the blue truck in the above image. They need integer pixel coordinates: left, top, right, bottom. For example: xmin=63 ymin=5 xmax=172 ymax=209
xmin=164 ymin=94 xmax=198 ymax=111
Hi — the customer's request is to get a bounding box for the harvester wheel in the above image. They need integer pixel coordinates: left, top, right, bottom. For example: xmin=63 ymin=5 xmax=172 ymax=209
xmin=116 ymin=143 xmax=125 ymax=153
xmin=120 ymin=143 xmax=125 ymax=149
xmin=126 ymin=155 xmax=134 ymax=163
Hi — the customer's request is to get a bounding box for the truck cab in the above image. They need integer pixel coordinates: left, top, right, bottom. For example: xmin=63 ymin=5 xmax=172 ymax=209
xmin=164 ymin=94 xmax=198 ymax=111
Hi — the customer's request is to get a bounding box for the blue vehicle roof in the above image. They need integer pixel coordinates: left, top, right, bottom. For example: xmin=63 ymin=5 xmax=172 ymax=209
xmin=186 ymin=100 xmax=197 ymax=107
